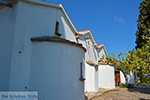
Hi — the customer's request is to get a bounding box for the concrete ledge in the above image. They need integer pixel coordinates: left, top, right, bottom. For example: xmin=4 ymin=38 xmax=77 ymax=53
xmin=31 ymin=36 xmax=86 ymax=52
xmin=86 ymin=60 xmax=98 ymax=67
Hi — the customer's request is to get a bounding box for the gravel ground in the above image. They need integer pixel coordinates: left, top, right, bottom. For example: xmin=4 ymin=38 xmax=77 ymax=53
xmin=91 ymin=88 xmax=150 ymax=100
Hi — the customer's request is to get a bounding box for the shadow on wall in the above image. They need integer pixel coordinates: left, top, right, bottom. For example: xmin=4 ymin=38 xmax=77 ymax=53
xmin=85 ymin=40 xmax=91 ymax=58
xmin=127 ymin=88 xmax=150 ymax=95
xmin=84 ymin=95 xmax=88 ymax=100
xmin=92 ymin=47 xmax=97 ymax=61
xmin=98 ymin=47 xmax=103 ymax=58
xmin=59 ymin=12 xmax=76 ymax=42
xmin=59 ymin=15 xmax=66 ymax=40
xmin=140 ymin=98 xmax=147 ymax=100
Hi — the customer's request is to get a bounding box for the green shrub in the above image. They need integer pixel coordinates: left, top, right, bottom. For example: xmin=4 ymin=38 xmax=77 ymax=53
xmin=120 ymin=83 xmax=128 ymax=88
xmin=127 ymin=84 xmax=134 ymax=88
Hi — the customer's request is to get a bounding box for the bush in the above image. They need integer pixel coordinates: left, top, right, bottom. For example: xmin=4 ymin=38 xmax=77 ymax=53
xmin=127 ymin=84 xmax=134 ymax=88
xmin=120 ymin=83 xmax=128 ymax=88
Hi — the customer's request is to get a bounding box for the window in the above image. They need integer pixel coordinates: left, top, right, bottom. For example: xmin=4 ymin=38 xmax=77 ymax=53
xmin=55 ymin=21 xmax=61 ymax=37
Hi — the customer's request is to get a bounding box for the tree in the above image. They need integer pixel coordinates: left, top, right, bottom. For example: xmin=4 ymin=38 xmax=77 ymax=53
xmin=135 ymin=0 xmax=150 ymax=49
xmin=103 ymin=37 xmax=150 ymax=85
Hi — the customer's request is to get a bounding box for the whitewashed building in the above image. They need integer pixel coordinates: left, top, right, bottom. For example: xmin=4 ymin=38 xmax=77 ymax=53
xmin=77 ymin=30 xmax=115 ymax=92
xmin=115 ymin=70 xmax=135 ymax=85
xmin=126 ymin=71 xmax=135 ymax=84
xmin=97 ymin=44 xmax=115 ymax=89
xmin=0 ymin=0 xmax=86 ymax=100
xmin=77 ymin=30 xmax=99 ymax=93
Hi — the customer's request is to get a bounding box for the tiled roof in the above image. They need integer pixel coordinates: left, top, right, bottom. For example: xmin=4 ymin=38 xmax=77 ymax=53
xmin=77 ymin=30 xmax=90 ymax=33
xmin=97 ymin=44 xmax=103 ymax=47
xmin=86 ymin=60 xmax=98 ymax=67
xmin=98 ymin=60 xmax=114 ymax=66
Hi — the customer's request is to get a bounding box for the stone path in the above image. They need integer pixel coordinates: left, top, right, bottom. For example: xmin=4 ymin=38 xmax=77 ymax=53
xmin=85 ymin=88 xmax=115 ymax=100
xmin=90 ymin=88 xmax=150 ymax=100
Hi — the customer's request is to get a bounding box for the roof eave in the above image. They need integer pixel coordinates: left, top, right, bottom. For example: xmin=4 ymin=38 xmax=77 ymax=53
xmin=20 ymin=0 xmax=61 ymax=8
xmin=98 ymin=45 xmax=108 ymax=56
xmin=77 ymin=31 xmax=96 ymax=46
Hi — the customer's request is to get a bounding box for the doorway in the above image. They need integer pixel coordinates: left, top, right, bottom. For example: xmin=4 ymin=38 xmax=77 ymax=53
xmin=115 ymin=71 xmax=120 ymax=85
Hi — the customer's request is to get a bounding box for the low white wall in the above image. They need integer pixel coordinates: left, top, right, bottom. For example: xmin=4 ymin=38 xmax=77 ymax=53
xmin=84 ymin=63 xmax=99 ymax=93
xmin=98 ymin=65 xmax=115 ymax=89
xmin=120 ymin=71 xmax=126 ymax=84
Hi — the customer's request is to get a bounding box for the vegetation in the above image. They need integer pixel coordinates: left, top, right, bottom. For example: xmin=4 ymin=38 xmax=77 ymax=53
xmin=102 ymin=0 xmax=150 ymax=85
xmin=120 ymin=83 xmax=134 ymax=88
xmin=120 ymin=83 xmax=129 ymax=88
xmin=103 ymin=39 xmax=150 ymax=85
xmin=135 ymin=0 xmax=150 ymax=49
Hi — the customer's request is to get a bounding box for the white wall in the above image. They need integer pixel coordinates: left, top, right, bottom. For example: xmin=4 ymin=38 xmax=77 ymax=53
xmin=0 ymin=5 xmax=18 ymax=90
xmin=9 ymin=42 xmax=85 ymax=100
xmin=57 ymin=9 xmax=77 ymax=41
xmin=98 ymin=65 xmax=115 ymax=89
xmin=120 ymin=71 xmax=126 ymax=84
xmin=7 ymin=0 xmax=78 ymax=90
xmin=78 ymin=35 xmax=98 ymax=64
xmin=6 ymin=0 xmax=77 ymax=43
xmin=78 ymin=34 xmax=99 ymax=93
xmin=0 ymin=1 xmax=85 ymax=100
xmin=98 ymin=46 xmax=106 ymax=59
xmin=31 ymin=42 xmax=85 ymax=100
xmin=84 ymin=63 xmax=99 ymax=93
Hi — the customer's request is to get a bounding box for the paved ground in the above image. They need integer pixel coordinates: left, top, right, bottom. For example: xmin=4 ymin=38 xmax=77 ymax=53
xmin=90 ymin=88 xmax=150 ymax=100
xmin=85 ymin=88 xmax=115 ymax=100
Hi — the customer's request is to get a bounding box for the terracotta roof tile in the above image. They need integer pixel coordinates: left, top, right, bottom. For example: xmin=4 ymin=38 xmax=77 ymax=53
xmin=97 ymin=44 xmax=103 ymax=47
xmin=86 ymin=60 xmax=98 ymax=67
xmin=77 ymin=30 xmax=90 ymax=33
xmin=98 ymin=60 xmax=114 ymax=66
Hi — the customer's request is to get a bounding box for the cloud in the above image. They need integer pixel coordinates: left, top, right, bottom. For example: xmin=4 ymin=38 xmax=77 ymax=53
xmin=114 ymin=16 xmax=125 ymax=24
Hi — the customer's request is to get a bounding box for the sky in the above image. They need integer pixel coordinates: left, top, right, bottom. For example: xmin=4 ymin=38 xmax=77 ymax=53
xmin=45 ymin=0 xmax=142 ymax=55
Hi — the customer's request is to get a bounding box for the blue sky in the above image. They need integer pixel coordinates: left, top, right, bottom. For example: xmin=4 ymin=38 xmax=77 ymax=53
xmin=45 ymin=0 xmax=142 ymax=55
